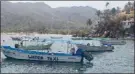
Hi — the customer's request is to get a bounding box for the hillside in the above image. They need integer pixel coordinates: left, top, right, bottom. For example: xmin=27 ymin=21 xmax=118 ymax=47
xmin=1 ymin=1 xmax=98 ymax=33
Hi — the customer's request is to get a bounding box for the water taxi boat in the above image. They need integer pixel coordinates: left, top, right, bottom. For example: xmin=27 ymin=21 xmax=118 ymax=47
xmin=1 ymin=45 xmax=93 ymax=63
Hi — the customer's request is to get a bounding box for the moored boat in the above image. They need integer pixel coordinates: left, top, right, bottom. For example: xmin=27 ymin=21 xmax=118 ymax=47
xmin=50 ymin=36 xmax=63 ymax=39
xmin=76 ymin=40 xmax=114 ymax=52
xmin=1 ymin=45 xmax=93 ymax=63
xmin=72 ymin=37 xmax=92 ymax=40
xmin=76 ymin=44 xmax=114 ymax=52
xmin=100 ymin=40 xmax=126 ymax=45
xmin=11 ymin=37 xmax=22 ymax=41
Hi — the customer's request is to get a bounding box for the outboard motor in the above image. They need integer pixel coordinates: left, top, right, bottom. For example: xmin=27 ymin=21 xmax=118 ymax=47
xmin=83 ymin=51 xmax=93 ymax=61
xmin=103 ymin=43 xmax=114 ymax=50
xmin=112 ymin=46 xmax=114 ymax=49
xmin=76 ymin=48 xmax=93 ymax=63
xmin=75 ymin=48 xmax=83 ymax=62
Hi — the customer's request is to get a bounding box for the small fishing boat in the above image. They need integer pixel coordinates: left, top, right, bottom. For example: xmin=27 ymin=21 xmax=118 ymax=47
xmin=1 ymin=45 xmax=93 ymax=63
xmin=76 ymin=44 xmax=114 ymax=52
xmin=50 ymin=36 xmax=63 ymax=39
xmin=100 ymin=40 xmax=126 ymax=45
xmin=11 ymin=37 xmax=22 ymax=41
xmin=91 ymin=38 xmax=110 ymax=40
xmin=11 ymin=36 xmax=33 ymax=41
xmin=76 ymin=41 xmax=114 ymax=52
xmin=72 ymin=37 xmax=92 ymax=40
xmin=11 ymin=36 xmax=44 ymax=42
xmin=123 ymin=37 xmax=134 ymax=40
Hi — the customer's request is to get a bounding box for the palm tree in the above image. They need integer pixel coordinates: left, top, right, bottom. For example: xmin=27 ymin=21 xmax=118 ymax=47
xmin=116 ymin=7 xmax=121 ymax=13
xmin=106 ymin=2 xmax=110 ymax=8
xmin=111 ymin=7 xmax=116 ymax=15
xmin=87 ymin=19 xmax=92 ymax=26
xmin=124 ymin=4 xmax=130 ymax=14
xmin=85 ymin=18 xmax=92 ymax=37
xmin=128 ymin=1 xmax=132 ymax=8
xmin=86 ymin=18 xmax=92 ymax=30
xmin=131 ymin=2 xmax=134 ymax=11
xmin=124 ymin=1 xmax=133 ymax=14
xmin=96 ymin=10 xmax=101 ymax=21
xmin=96 ymin=10 xmax=101 ymax=17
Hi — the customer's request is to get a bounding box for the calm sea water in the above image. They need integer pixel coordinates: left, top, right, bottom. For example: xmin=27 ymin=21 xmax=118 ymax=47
xmin=1 ymin=34 xmax=134 ymax=73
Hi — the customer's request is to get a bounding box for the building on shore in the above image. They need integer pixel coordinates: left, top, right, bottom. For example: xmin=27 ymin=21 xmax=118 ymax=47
xmin=121 ymin=17 xmax=134 ymax=29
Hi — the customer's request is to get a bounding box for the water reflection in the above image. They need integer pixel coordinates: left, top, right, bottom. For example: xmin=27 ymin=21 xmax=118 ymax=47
xmin=1 ymin=58 xmax=93 ymax=73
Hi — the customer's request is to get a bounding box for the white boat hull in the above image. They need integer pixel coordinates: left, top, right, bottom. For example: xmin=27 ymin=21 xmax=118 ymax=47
xmin=1 ymin=47 xmax=82 ymax=62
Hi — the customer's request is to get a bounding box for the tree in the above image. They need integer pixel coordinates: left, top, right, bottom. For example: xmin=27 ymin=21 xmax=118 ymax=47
xmin=111 ymin=7 xmax=116 ymax=15
xmin=124 ymin=4 xmax=130 ymax=14
xmin=96 ymin=10 xmax=101 ymax=17
xmin=94 ymin=1 xmax=134 ymax=38
xmin=128 ymin=1 xmax=132 ymax=8
xmin=106 ymin=2 xmax=110 ymax=8
xmin=96 ymin=10 xmax=101 ymax=21
xmin=86 ymin=18 xmax=92 ymax=27
xmin=116 ymin=7 xmax=121 ymax=13
xmin=86 ymin=18 xmax=92 ymax=34
xmin=124 ymin=1 xmax=134 ymax=14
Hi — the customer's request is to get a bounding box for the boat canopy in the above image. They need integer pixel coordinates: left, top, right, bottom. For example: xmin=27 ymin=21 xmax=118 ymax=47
xmin=2 ymin=46 xmax=82 ymax=57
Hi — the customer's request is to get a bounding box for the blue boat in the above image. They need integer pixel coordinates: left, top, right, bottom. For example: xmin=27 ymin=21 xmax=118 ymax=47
xmin=1 ymin=45 xmax=93 ymax=63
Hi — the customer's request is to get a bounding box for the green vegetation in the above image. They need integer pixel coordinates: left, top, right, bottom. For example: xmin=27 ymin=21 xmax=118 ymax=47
xmin=1 ymin=1 xmax=97 ymax=34
xmin=1 ymin=1 xmax=134 ymax=38
xmin=93 ymin=1 xmax=134 ymax=38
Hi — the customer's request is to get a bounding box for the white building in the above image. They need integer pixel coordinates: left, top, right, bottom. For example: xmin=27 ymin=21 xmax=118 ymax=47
xmin=121 ymin=18 xmax=134 ymax=29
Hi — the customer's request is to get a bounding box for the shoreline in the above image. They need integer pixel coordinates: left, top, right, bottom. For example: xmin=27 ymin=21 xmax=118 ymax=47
xmin=1 ymin=32 xmax=134 ymax=40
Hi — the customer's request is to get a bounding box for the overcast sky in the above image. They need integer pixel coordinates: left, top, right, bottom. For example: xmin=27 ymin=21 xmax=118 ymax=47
xmin=10 ymin=1 xmax=133 ymax=10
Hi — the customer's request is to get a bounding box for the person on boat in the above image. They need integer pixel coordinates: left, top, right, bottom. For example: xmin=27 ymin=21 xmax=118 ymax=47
xmin=32 ymin=37 xmax=35 ymax=41
xmin=20 ymin=41 xmax=23 ymax=47
xmin=15 ymin=44 xmax=20 ymax=48
xmin=70 ymin=48 xmax=75 ymax=55
xmin=87 ymin=43 xmax=90 ymax=46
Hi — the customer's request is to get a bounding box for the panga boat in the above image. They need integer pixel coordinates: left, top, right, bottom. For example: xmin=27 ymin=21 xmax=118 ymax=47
xmin=50 ymin=36 xmax=63 ymax=39
xmin=76 ymin=44 xmax=114 ymax=52
xmin=100 ymin=40 xmax=126 ymax=45
xmin=1 ymin=45 xmax=93 ymax=63
xmin=11 ymin=36 xmax=33 ymax=41
xmin=76 ymin=40 xmax=114 ymax=52
xmin=72 ymin=37 xmax=92 ymax=40
xmin=11 ymin=37 xmax=22 ymax=41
